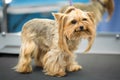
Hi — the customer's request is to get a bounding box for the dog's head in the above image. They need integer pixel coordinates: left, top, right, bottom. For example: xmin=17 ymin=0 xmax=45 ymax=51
xmin=53 ymin=6 xmax=96 ymax=54
xmin=92 ymin=0 xmax=114 ymax=20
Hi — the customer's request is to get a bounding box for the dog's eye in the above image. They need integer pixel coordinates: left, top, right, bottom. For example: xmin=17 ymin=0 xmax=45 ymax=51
xmin=71 ymin=20 xmax=77 ymax=24
xmin=82 ymin=18 xmax=87 ymax=21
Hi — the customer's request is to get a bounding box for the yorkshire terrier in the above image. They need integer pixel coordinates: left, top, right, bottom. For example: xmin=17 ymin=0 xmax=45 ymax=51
xmin=60 ymin=0 xmax=114 ymax=24
xmin=14 ymin=6 xmax=96 ymax=77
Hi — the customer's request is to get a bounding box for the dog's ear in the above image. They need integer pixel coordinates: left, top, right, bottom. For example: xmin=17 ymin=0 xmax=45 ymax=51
xmin=52 ymin=13 xmax=65 ymax=22
xmin=52 ymin=13 xmax=73 ymax=56
xmin=87 ymin=12 xmax=96 ymax=24
xmin=106 ymin=0 xmax=114 ymax=20
xmin=64 ymin=6 xmax=76 ymax=14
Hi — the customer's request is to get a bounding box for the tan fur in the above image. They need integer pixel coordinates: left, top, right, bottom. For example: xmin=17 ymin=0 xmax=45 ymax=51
xmin=60 ymin=0 xmax=114 ymax=24
xmin=14 ymin=6 xmax=96 ymax=77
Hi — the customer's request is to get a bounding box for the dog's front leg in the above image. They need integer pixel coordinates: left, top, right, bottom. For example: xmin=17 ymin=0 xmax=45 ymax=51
xmin=66 ymin=55 xmax=82 ymax=72
xmin=43 ymin=49 xmax=67 ymax=77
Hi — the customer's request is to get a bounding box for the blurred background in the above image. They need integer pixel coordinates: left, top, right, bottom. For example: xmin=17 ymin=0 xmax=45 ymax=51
xmin=0 ymin=0 xmax=120 ymax=54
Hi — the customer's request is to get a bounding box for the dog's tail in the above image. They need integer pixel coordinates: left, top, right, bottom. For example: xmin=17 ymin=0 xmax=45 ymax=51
xmin=106 ymin=0 xmax=114 ymax=20
xmin=93 ymin=0 xmax=114 ymax=20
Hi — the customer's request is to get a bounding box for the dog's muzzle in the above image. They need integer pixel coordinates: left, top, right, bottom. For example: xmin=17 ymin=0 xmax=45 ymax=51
xmin=74 ymin=26 xmax=86 ymax=32
xmin=79 ymin=26 xmax=84 ymax=31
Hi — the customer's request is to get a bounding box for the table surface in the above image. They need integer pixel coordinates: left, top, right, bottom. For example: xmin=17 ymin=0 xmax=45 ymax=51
xmin=0 ymin=54 xmax=120 ymax=80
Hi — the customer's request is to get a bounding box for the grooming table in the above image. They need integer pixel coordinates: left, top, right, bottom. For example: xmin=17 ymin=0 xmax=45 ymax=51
xmin=0 ymin=54 xmax=120 ymax=80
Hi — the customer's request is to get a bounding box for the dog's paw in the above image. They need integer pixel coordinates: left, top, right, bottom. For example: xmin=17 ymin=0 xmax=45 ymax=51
xmin=48 ymin=72 xmax=66 ymax=77
xmin=55 ymin=71 xmax=66 ymax=77
xmin=67 ymin=64 xmax=82 ymax=72
xmin=15 ymin=65 xmax=32 ymax=73
xmin=44 ymin=69 xmax=66 ymax=77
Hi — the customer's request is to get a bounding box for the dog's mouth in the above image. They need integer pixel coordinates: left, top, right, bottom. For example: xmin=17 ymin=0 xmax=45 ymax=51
xmin=65 ymin=28 xmax=93 ymax=40
xmin=72 ymin=28 xmax=92 ymax=39
xmin=74 ymin=29 xmax=91 ymax=35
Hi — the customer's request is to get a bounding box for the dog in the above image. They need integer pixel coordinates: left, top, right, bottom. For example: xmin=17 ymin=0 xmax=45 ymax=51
xmin=14 ymin=6 xmax=96 ymax=77
xmin=60 ymin=0 xmax=114 ymax=25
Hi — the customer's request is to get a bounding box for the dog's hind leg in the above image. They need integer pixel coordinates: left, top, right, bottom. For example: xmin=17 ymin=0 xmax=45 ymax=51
xmin=14 ymin=40 xmax=35 ymax=73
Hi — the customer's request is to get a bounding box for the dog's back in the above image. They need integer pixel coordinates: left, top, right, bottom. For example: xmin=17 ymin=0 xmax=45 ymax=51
xmin=21 ymin=18 xmax=58 ymax=51
xmin=22 ymin=19 xmax=56 ymax=35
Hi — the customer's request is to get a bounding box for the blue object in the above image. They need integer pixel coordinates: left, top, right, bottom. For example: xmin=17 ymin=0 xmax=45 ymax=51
xmin=1 ymin=0 xmax=120 ymax=33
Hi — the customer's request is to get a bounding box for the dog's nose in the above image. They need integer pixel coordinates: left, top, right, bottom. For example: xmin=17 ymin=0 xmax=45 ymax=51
xmin=80 ymin=26 xmax=84 ymax=30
